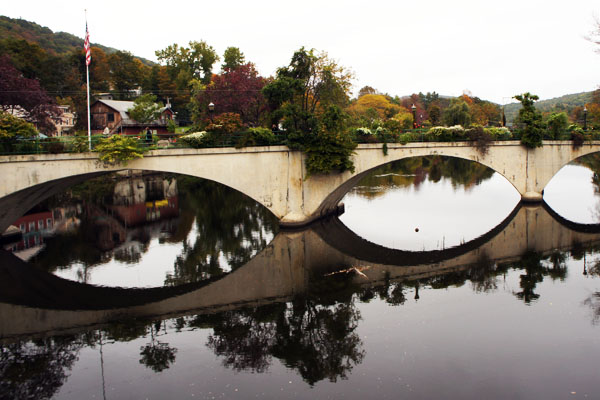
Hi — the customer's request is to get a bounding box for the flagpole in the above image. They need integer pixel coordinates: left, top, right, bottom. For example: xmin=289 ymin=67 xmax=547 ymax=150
xmin=85 ymin=10 xmax=91 ymax=150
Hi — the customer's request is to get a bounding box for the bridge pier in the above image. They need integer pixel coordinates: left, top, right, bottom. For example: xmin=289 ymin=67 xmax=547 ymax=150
xmin=521 ymin=191 xmax=544 ymax=202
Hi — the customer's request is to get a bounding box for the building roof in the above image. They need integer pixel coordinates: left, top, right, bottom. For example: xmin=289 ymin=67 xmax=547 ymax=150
xmin=95 ymin=100 xmax=135 ymax=121
xmin=92 ymin=99 xmax=175 ymax=128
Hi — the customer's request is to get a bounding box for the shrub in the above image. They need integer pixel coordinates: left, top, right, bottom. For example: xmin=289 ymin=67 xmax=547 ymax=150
xmin=166 ymin=119 xmax=177 ymax=133
xmin=95 ymin=135 xmax=146 ymax=165
xmin=206 ymin=112 xmax=244 ymax=134
xmin=484 ymin=127 xmax=512 ymax=140
xmin=426 ymin=125 xmax=466 ymax=141
xmin=383 ymin=118 xmax=403 ymax=133
xmin=354 ymin=127 xmax=377 ymax=143
xmin=44 ymin=138 xmax=66 ymax=154
xmin=568 ymin=125 xmax=587 ymax=149
xmin=304 ymin=131 xmax=357 ymax=176
xmin=398 ymin=132 xmax=413 ymax=145
xmin=180 ymin=131 xmax=209 ymax=148
xmin=68 ymin=135 xmax=89 ymax=153
xmin=546 ymin=112 xmax=569 ymax=139
xmin=236 ymin=127 xmax=276 ymax=148
xmin=466 ymin=125 xmax=492 ymax=156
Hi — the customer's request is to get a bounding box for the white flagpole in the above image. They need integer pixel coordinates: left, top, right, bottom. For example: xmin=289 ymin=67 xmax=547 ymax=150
xmin=86 ymin=61 xmax=91 ymax=150
xmin=85 ymin=10 xmax=91 ymax=150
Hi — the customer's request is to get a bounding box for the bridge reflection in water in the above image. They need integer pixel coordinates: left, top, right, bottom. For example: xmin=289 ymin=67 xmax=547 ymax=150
xmin=1 ymin=202 xmax=600 ymax=339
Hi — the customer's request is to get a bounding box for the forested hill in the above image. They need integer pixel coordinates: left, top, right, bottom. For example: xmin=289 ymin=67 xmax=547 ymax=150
xmin=503 ymin=91 xmax=593 ymax=122
xmin=0 ymin=15 xmax=154 ymax=65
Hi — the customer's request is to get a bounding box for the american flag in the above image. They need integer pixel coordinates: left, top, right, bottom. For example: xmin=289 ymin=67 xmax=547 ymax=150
xmin=84 ymin=23 xmax=91 ymax=66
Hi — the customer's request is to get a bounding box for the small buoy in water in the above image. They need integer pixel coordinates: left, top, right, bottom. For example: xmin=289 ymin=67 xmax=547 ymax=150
xmin=415 ymin=228 xmax=419 ymax=232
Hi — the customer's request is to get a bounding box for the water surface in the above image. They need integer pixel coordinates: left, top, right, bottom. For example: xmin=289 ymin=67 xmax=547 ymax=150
xmin=2 ymin=155 xmax=600 ymax=399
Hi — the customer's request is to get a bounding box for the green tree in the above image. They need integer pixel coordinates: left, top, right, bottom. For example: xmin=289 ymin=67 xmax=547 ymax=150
xmin=156 ymin=41 xmax=219 ymax=85
xmin=304 ymin=105 xmax=357 ymax=176
xmin=155 ymin=41 xmax=219 ymax=123
xmin=546 ymin=112 xmax=569 ymax=139
xmin=128 ymin=94 xmax=163 ymax=124
xmin=108 ymin=51 xmax=143 ymax=99
xmin=514 ymin=92 xmax=545 ymax=148
xmin=0 ymin=111 xmax=37 ymax=139
xmin=262 ymin=47 xmax=353 ymax=138
xmin=222 ymin=46 xmax=245 ymax=71
xmin=428 ymin=104 xmax=441 ymax=125
xmin=442 ymin=98 xmax=471 ymax=127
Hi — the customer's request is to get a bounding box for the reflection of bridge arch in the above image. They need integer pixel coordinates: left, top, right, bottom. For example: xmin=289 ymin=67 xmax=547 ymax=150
xmin=2 ymin=141 xmax=600 ymax=230
xmin=2 ymin=203 xmax=600 ymax=339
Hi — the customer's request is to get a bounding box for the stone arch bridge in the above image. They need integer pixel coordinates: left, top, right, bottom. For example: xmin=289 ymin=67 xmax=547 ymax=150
xmin=1 ymin=140 xmax=600 ymax=231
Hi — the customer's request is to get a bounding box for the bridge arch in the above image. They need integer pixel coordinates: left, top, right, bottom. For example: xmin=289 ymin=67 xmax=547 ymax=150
xmin=313 ymin=150 xmax=520 ymax=218
xmin=302 ymin=141 xmax=600 ymax=225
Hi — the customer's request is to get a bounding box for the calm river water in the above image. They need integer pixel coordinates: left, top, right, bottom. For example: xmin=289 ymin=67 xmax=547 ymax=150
xmin=1 ymin=156 xmax=600 ymax=399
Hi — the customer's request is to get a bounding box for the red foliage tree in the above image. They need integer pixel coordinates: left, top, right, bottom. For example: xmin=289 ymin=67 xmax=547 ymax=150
xmin=0 ymin=55 xmax=60 ymax=134
xmin=196 ymin=63 xmax=267 ymax=125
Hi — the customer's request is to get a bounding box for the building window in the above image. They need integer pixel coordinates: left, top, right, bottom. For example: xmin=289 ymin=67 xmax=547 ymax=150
xmin=20 ymin=223 xmax=25 ymax=232
xmin=108 ymin=113 xmax=114 ymax=122
xmin=46 ymin=218 xmax=53 ymax=228
xmin=29 ymin=221 xmax=35 ymax=231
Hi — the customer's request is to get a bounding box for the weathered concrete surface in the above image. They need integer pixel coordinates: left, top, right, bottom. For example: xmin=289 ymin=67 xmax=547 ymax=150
xmin=1 ymin=141 xmax=600 ymax=230
xmin=1 ymin=203 xmax=600 ymax=339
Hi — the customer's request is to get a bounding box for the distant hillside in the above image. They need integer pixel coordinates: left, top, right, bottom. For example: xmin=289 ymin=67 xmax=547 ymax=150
xmin=503 ymin=91 xmax=593 ymax=123
xmin=0 ymin=15 xmax=155 ymax=65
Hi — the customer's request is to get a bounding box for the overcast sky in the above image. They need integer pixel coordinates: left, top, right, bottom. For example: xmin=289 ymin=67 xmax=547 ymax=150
xmin=3 ymin=0 xmax=600 ymax=104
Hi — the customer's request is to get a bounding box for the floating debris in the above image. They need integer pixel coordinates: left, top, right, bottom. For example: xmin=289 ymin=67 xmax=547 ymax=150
xmin=325 ymin=265 xmax=371 ymax=279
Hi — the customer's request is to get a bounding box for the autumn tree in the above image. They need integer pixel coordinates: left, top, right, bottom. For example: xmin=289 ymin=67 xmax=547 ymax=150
xmin=392 ymin=107 xmax=414 ymax=129
xmin=108 ymin=51 xmax=144 ymax=99
xmin=358 ymin=86 xmax=377 ymax=98
xmin=89 ymin=47 xmax=111 ymax=91
xmin=193 ymin=63 xmax=267 ymax=125
xmin=143 ymin=65 xmax=177 ymax=105
xmin=347 ymin=94 xmax=401 ymax=119
xmin=0 ymin=55 xmax=60 ymax=134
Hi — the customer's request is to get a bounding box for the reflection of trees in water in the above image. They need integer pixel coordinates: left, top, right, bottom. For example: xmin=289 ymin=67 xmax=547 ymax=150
xmin=573 ymin=154 xmax=600 ymax=222
xmin=0 ymin=335 xmax=84 ymax=400
xmin=27 ymin=173 xmax=278 ymax=286
xmin=139 ymin=321 xmax=177 ymax=373
xmin=583 ymin=293 xmax=600 ymax=325
xmin=4 ymin=243 xmax=600 ymax=395
xmin=353 ymin=156 xmax=495 ymax=199
xmin=190 ymin=272 xmax=365 ymax=385
xmin=164 ymin=178 xmax=278 ymax=285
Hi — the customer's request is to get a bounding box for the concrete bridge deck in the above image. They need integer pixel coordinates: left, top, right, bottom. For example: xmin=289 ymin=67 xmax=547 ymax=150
xmin=1 ymin=141 xmax=600 ymax=232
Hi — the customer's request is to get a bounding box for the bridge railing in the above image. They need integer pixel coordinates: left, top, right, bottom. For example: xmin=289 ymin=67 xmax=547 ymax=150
xmin=1 ymin=128 xmax=599 ymax=156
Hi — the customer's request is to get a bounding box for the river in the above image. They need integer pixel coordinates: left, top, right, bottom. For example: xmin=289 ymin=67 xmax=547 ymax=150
xmin=1 ymin=155 xmax=599 ymax=399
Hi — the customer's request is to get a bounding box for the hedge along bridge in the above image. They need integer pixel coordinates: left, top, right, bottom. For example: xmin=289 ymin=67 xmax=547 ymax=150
xmin=1 ymin=140 xmax=600 ymax=232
